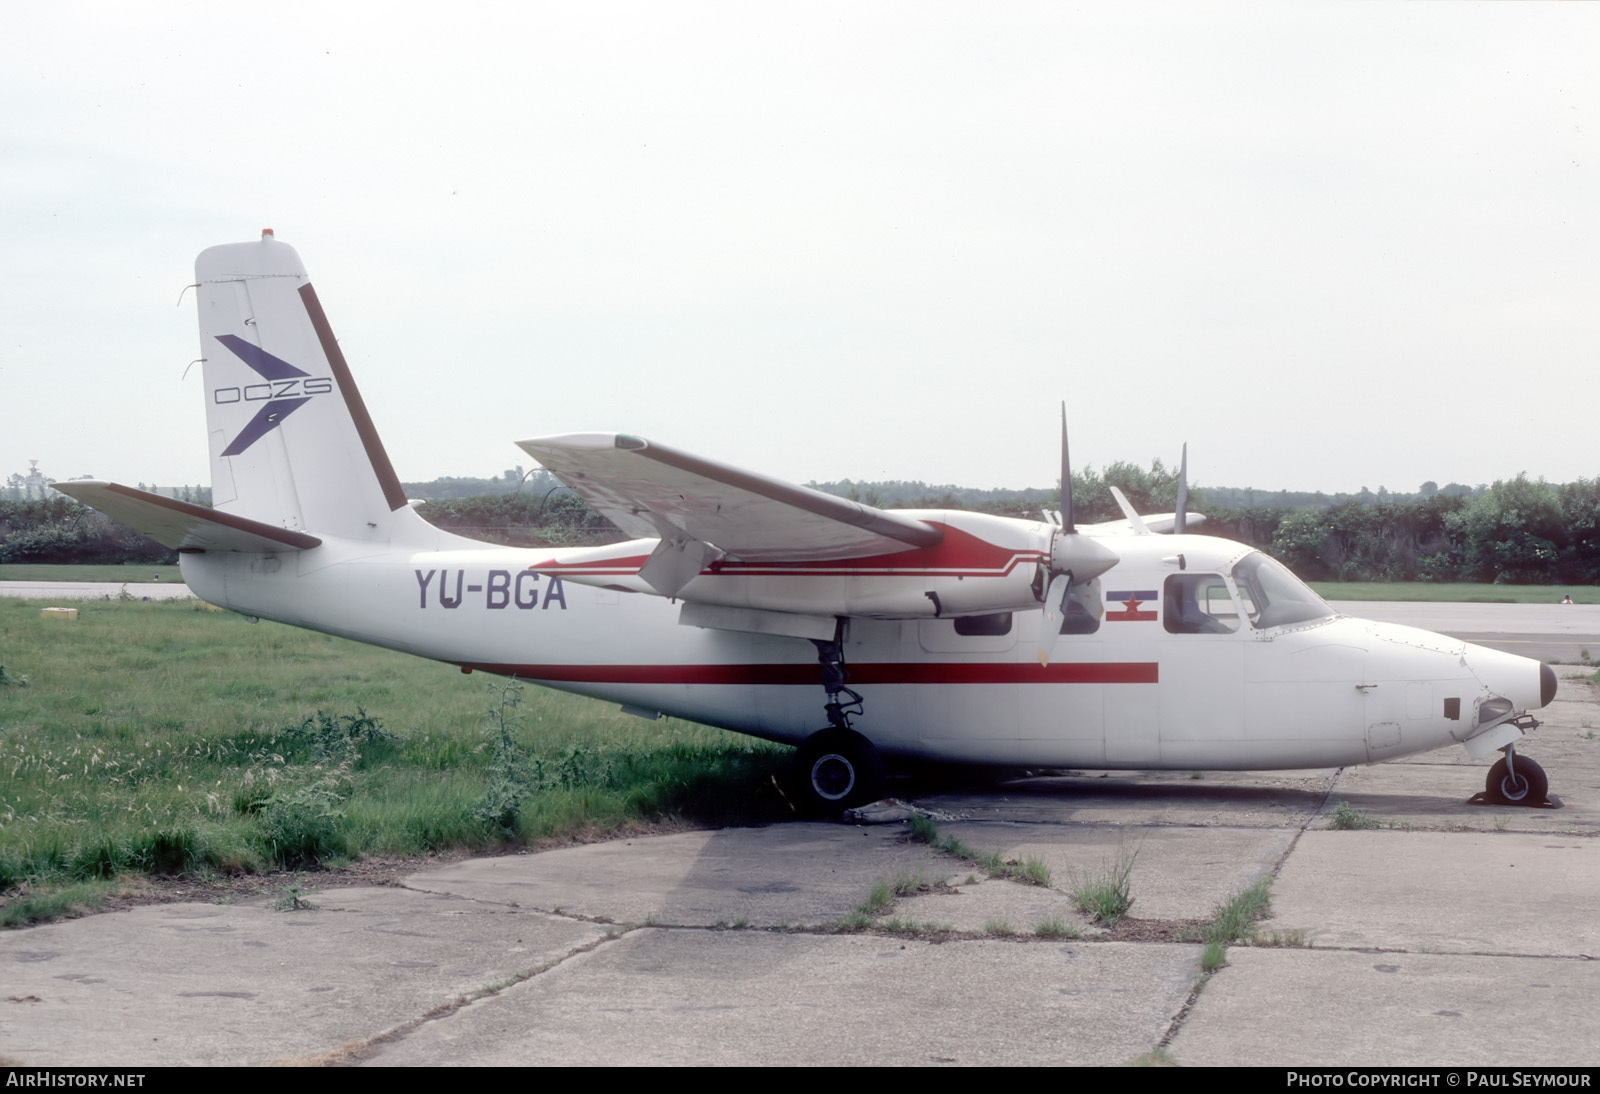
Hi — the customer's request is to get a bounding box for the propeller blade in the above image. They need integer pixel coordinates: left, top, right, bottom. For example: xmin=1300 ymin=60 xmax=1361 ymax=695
xmin=1038 ymin=571 xmax=1072 ymax=666
xmin=1175 ymin=443 xmax=1188 ymax=535
xmin=1108 ymin=486 xmax=1150 ymax=535
xmin=1059 ymin=402 xmax=1075 ymax=534
xmin=1040 ymin=404 xmax=1117 ymax=665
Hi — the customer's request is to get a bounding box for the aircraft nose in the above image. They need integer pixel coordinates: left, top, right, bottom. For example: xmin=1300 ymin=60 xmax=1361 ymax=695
xmin=1540 ymin=662 xmax=1557 ymax=708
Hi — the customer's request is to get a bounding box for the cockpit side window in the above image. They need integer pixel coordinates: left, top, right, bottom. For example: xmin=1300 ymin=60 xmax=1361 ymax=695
xmin=1229 ymin=551 xmax=1336 ymax=630
xmin=1162 ymin=574 xmax=1240 ymax=634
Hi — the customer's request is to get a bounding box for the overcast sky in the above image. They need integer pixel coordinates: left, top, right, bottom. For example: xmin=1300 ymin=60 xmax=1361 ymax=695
xmin=3 ymin=2 xmax=1595 ymax=498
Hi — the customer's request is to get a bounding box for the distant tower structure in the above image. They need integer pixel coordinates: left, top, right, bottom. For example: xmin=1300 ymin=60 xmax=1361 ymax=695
xmin=22 ymin=460 xmax=49 ymax=500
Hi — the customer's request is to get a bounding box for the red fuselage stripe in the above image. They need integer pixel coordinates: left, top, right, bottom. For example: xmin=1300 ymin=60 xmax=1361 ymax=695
xmin=457 ymin=662 xmax=1159 ymax=685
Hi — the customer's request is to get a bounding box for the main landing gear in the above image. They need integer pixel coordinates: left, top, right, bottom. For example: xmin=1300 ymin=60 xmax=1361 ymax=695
xmin=794 ymin=728 xmax=884 ymax=814
xmin=791 ymin=633 xmax=884 ymax=814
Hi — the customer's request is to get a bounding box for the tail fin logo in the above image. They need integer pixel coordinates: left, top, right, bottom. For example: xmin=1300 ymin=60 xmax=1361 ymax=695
xmin=212 ymin=335 xmax=334 ymax=456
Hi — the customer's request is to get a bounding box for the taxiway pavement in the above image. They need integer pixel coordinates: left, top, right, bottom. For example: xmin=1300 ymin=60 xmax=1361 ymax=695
xmin=0 ymin=581 xmax=195 ymax=602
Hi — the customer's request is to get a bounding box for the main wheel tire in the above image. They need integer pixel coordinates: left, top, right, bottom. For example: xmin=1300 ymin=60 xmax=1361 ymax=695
xmin=1486 ymin=755 xmax=1548 ymax=805
xmin=793 ymin=729 xmax=884 ymax=814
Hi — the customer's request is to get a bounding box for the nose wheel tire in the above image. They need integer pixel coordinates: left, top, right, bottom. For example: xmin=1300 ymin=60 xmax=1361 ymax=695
xmin=793 ymin=729 xmax=884 ymax=814
xmin=1486 ymin=755 xmax=1548 ymax=805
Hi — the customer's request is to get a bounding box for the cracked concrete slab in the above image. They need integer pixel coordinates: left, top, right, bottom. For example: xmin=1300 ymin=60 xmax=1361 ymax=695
xmin=889 ymin=876 xmax=1085 ymax=935
xmin=1265 ymin=830 xmax=1600 ymax=955
xmin=1170 ymin=947 xmax=1600 ymax=1067
xmin=402 ymin=824 xmax=949 ymax=928
xmin=914 ymin=768 xmax=1339 ymax=828
xmin=917 ymin=823 xmax=1295 ymax=922
xmin=0 ymin=886 xmax=604 ymax=1066
xmin=362 ymin=930 xmax=1202 ymax=1067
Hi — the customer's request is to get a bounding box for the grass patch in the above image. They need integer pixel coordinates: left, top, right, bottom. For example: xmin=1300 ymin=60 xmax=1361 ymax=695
xmin=1068 ymin=838 xmax=1141 ymax=927
xmin=1202 ymin=878 xmax=1270 ymax=945
xmin=1034 ymin=917 xmax=1082 ymax=940
xmin=906 ymin=815 xmax=1052 ymax=887
xmin=0 ymin=599 xmax=790 ymax=925
xmin=1184 ymin=877 xmax=1277 ymax=970
xmin=836 ymin=867 xmax=945 ymax=929
xmin=272 ymin=882 xmax=318 ymax=911
xmin=907 ymin=812 xmax=939 ymax=844
xmin=0 ymin=880 xmax=118 ymax=927
xmin=878 ymin=916 xmax=950 ymax=934
xmin=1255 ymin=928 xmax=1307 ymax=946
xmin=1018 ymin=855 xmax=1052 ymax=887
xmin=1308 ymin=581 xmax=1598 ymax=604
xmin=861 ymin=878 xmax=897 ymax=917
xmin=860 ymin=868 xmax=931 ymax=918
xmin=1328 ymin=801 xmax=1380 ymax=830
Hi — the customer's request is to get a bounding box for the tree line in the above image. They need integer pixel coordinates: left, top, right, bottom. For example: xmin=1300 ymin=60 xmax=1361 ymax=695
xmin=808 ymin=462 xmax=1600 ymax=586
xmin=4 ymin=465 xmax=1599 ymax=585
xmin=0 ymin=497 xmax=176 ymax=566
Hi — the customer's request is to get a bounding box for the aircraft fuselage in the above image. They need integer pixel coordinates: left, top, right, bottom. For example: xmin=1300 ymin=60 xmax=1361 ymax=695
xmin=180 ymin=524 xmax=1546 ymax=773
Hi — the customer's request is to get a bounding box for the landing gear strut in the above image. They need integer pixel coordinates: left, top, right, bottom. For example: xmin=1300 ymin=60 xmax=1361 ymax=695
xmin=790 ymin=629 xmax=882 ymax=813
xmin=812 ymin=634 xmax=863 ymax=733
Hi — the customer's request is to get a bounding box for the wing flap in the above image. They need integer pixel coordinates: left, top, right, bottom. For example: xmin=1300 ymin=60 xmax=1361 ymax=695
xmin=52 ymin=482 xmax=321 ymax=553
xmin=517 ymin=433 xmax=942 ymax=562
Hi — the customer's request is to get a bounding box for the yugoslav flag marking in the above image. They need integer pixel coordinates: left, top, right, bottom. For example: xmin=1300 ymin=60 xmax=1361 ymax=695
xmin=1106 ymin=589 xmax=1158 ymax=622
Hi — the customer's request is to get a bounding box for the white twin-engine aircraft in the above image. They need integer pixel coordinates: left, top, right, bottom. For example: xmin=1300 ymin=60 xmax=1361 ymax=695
xmin=57 ymin=232 xmax=1558 ymax=812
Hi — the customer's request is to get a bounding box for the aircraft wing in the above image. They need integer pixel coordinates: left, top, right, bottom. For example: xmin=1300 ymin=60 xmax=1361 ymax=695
xmin=517 ymin=433 xmax=943 ymax=563
xmin=51 ymin=481 xmax=322 ymax=553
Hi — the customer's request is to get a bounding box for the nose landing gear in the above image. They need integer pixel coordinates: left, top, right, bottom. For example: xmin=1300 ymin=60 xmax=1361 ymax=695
xmin=1479 ymin=742 xmax=1552 ymax=807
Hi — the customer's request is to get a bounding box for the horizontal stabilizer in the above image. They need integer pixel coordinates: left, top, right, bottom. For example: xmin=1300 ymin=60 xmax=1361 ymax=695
xmin=518 ymin=433 xmax=943 ymax=562
xmin=1079 ymin=512 xmax=1206 ymax=536
xmin=52 ymin=481 xmax=321 ymax=553
xmin=1141 ymin=512 xmax=1205 ymax=534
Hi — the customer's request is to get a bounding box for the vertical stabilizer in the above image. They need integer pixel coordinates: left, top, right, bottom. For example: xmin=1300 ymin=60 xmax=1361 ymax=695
xmin=195 ymin=232 xmax=413 ymax=542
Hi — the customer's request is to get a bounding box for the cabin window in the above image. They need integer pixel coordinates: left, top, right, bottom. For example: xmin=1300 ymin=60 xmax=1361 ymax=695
xmin=955 ymin=612 xmax=1013 ymax=637
xmin=1162 ymin=574 xmax=1240 ymax=634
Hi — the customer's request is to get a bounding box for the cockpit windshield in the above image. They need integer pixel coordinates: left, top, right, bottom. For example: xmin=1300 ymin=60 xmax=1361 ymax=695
xmin=1229 ymin=551 xmax=1336 ymax=630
